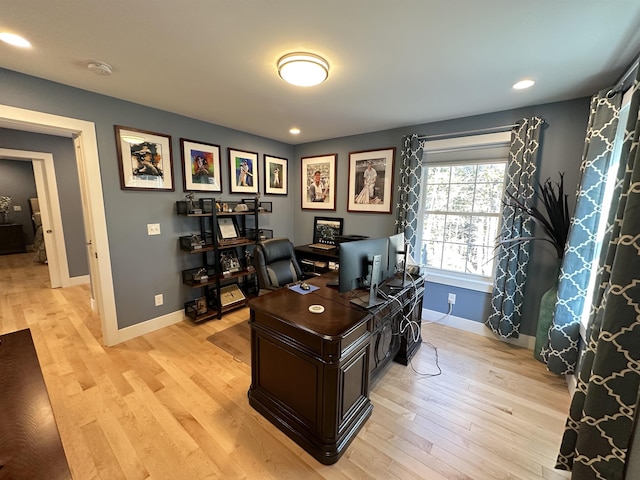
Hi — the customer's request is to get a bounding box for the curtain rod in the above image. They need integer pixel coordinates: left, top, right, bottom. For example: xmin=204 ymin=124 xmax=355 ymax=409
xmin=609 ymin=55 xmax=639 ymax=96
xmin=417 ymin=123 xmax=518 ymax=141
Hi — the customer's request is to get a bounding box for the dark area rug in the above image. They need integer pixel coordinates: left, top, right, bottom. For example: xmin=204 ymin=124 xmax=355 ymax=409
xmin=206 ymin=321 xmax=251 ymax=365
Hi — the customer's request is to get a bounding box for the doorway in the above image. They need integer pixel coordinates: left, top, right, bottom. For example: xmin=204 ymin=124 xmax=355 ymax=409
xmin=0 ymin=149 xmax=69 ymax=289
xmin=0 ymin=104 xmax=118 ymax=345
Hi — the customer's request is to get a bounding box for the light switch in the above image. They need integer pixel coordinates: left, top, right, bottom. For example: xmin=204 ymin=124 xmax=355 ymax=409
xmin=13 ymin=205 xmax=21 ymax=211
xmin=147 ymin=223 xmax=161 ymax=235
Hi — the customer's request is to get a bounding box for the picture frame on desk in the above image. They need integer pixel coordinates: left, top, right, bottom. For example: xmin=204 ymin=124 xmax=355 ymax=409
xmin=180 ymin=138 xmax=222 ymax=193
xmin=115 ymin=125 xmax=174 ymax=191
xmin=347 ymin=147 xmax=395 ymax=213
xmin=313 ymin=216 xmax=343 ymax=245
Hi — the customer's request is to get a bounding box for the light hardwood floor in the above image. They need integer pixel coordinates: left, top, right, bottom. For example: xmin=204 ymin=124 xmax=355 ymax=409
xmin=0 ymin=253 xmax=571 ymax=479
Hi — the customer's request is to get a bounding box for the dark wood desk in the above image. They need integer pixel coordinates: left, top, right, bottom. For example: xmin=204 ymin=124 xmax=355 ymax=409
xmin=247 ymin=273 xmax=424 ymax=464
xmin=294 ymin=245 xmax=339 ymax=275
xmin=0 ymin=329 xmax=72 ymax=480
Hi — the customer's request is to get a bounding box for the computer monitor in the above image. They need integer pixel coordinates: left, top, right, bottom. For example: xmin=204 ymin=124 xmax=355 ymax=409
xmin=338 ymin=237 xmax=389 ymax=294
xmin=387 ymin=231 xmax=409 ymax=286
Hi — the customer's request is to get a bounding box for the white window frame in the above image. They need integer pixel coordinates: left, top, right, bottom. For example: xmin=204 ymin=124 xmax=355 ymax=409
xmin=578 ymin=88 xmax=632 ymax=337
xmin=418 ymin=131 xmax=511 ymax=293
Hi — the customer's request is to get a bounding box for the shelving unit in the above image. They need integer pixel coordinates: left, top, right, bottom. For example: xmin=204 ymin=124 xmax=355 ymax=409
xmin=177 ymin=197 xmax=266 ymax=323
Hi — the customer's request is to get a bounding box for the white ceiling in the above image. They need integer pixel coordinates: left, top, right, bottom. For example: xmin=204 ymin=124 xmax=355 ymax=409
xmin=1 ymin=1 xmax=639 ymax=144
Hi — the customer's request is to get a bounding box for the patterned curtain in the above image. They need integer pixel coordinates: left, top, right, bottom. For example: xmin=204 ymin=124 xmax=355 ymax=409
xmin=486 ymin=117 xmax=543 ymax=338
xmin=395 ymin=134 xmax=423 ymax=256
xmin=556 ymin=68 xmax=640 ymax=479
xmin=541 ymin=89 xmax=622 ymax=374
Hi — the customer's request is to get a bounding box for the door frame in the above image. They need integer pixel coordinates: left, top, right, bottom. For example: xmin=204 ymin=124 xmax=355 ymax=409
xmin=0 ymin=148 xmax=68 ymax=288
xmin=0 ymin=104 xmax=118 ymax=346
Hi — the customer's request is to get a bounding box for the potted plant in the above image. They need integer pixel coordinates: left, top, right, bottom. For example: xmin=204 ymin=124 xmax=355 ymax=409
xmin=499 ymin=173 xmax=572 ymax=361
xmin=0 ymin=196 xmax=12 ymax=224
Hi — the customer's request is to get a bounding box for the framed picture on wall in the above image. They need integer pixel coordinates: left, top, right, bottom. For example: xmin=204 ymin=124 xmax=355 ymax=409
xmin=301 ymin=153 xmax=337 ymax=210
xmin=264 ymin=154 xmax=288 ymax=195
xmin=228 ymin=148 xmax=259 ymax=194
xmin=180 ymin=138 xmax=222 ymax=192
xmin=115 ymin=125 xmax=174 ymax=191
xmin=347 ymin=147 xmax=395 ymax=213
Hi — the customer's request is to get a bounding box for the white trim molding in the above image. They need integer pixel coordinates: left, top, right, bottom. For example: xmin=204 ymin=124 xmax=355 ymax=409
xmin=116 ymin=310 xmax=185 ymax=344
xmin=422 ymin=308 xmax=536 ymax=350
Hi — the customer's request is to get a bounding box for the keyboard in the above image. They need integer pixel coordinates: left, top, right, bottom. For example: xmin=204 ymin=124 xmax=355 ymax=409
xmin=308 ymin=243 xmax=336 ymax=250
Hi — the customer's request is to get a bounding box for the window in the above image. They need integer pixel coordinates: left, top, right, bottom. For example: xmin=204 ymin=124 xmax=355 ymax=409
xmin=417 ymin=132 xmax=510 ymax=292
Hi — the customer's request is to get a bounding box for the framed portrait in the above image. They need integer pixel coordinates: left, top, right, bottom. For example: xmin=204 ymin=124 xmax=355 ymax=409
xmin=347 ymin=147 xmax=396 ymax=213
xmin=228 ymin=148 xmax=259 ymax=194
xmin=264 ymin=154 xmax=288 ymax=195
xmin=180 ymin=138 xmax=222 ymax=192
xmin=301 ymin=153 xmax=337 ymax=210
xmin=115 ymin=125 xmax=174 ymax=191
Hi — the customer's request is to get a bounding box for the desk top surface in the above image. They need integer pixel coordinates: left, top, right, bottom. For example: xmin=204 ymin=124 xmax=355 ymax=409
xmin=0 ymin=329 xmax=72 ymax=480
xmin=248 ymin=273 xmax=370 ymax=338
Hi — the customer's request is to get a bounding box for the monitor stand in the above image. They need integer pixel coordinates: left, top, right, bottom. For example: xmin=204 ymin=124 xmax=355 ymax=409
xmin=386 ymin=255 xmax=412 ymax=288
xmin=350 ymin=254 xmax=385 ymax=309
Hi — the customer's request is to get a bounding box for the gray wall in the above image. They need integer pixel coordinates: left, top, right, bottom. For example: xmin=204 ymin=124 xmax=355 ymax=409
xmin=0 ymin=66 xmax=590 ymax=337
xmin=0 ymin=129 xmax=88 ymax=276
xmin=0 ymin=67 xmax=294 ymax=329
xmin=294 ymin=98 xmax=591 ymax=337
xmin=0 ymin=158 xmax=37 ymax=244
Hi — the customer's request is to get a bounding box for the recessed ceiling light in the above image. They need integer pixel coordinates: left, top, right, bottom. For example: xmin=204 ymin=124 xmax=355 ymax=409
xmin=289 ymin=128 xmax=301 ymax=135
xmin=277 ymin=52 xmax=329 ymax=87
xmin=513 ymin=79 xmax=535 ymax=90
xmin=0 ymin=32 xmax=31 ymax=48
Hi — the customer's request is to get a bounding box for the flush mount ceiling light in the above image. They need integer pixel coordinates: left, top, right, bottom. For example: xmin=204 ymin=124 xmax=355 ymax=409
xmin=289 ymin=127 xmax=301 ymax=135
xmin=277 ymin=52 xmax=329 ymax=87
xmin=513 ymin=79 xmax=535 ymax=90
xmin=87 ymin=61 xmax=113 ymax=76
xmin=0 ymin=32 xmax=31 ymax=48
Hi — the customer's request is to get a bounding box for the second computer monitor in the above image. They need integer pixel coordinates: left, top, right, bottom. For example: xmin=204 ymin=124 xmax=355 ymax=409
xmin=338 ymin=237 xmax=389 ymax=293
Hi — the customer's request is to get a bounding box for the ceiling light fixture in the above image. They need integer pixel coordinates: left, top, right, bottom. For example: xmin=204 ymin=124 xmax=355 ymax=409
xmin=87 ymin=61 xmax=113 ymax=76
xmin=277 ymin=52 xmax=329 ymax=87
xmin=513 ymin=79 xmax=535 ymax=90
xmin=289 ymin=127 xmax=301 ymax=135
xmin=0 ymin=32 xmax=31 ymax=48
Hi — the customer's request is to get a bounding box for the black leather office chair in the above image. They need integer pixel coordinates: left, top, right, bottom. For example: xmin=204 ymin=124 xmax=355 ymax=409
xmin=253 ymin=238 xmax=304 ymax=291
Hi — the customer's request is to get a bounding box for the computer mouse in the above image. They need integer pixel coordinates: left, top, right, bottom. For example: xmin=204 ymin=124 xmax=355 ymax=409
xmin=300 ymin=282 xmax=310 ymax=290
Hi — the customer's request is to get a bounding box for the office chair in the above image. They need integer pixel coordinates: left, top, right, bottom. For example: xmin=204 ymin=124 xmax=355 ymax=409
xmin=253 ymin=238 xmax=305 ymax=291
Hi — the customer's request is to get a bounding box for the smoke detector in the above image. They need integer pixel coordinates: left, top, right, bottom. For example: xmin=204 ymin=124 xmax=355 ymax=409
xmin=87 ymin=61 xmax=112 ymax=76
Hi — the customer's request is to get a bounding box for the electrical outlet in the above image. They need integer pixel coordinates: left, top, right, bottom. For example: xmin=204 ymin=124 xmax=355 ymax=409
xmin=13 ymin=205 xmax=21 ymax=211
xmin=448 ymin=293 xmax=456 ymax=305
xmin=154 ymin=294 xmax=163 ymax=306
xmin=147 ymin=223 xmax=161 ymax=236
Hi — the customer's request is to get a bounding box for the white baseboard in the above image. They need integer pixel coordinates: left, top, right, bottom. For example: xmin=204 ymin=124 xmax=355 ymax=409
xmin=422 ymin=308 xmax=536 ymax=350
xmin=116 ymin=310 xmax=185 ymax=344
xmin=67 ymin=274 xmax=90 ymax=286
